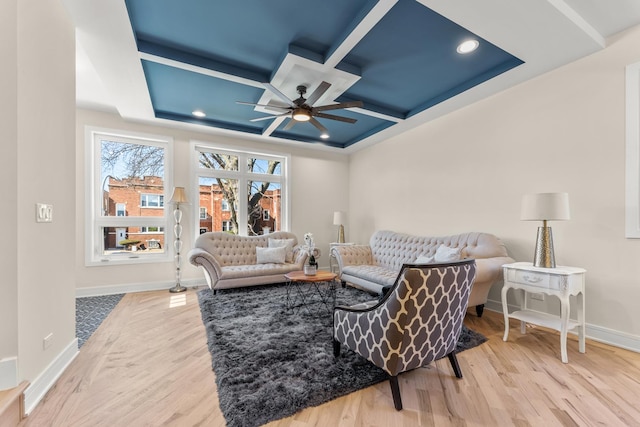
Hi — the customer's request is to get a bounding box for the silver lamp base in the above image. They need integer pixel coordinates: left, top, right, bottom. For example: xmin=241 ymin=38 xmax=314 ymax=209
xmin=169 ymin=283 xmax=187 ymax=293
xmin=533 ymin=226 xmax=556 ymax=268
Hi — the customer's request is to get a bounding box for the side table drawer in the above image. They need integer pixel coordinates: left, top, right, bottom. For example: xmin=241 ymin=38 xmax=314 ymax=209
xmin=507 ymin=269 xmax=549 ymax=288
xmin=505 ymin=268 xmax=575 ymax=292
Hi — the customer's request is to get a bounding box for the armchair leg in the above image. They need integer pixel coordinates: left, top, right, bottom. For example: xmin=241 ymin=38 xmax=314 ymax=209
xmin=475 ymin=304 xmax=484 ymax=317
xmin=333 ymin=339 xmax=341 ymax=357
xmin=389 ymin=376 xmax=403 ymax=410
xmin=447 ymin=352 xmax=463 ymax=379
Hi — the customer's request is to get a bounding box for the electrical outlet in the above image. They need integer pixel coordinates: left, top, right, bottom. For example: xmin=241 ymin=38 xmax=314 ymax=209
xmin=43 ymin=333 xmax=53 ymax=350
xmin=530 ymin=293 xmax=545 ymax=301
xmin=36 ymin=203 xmax=53 ymax=223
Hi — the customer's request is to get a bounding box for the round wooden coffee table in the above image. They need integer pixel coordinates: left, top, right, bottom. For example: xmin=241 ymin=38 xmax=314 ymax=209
xmin=284 ymin=270 xmax=338 ymax=314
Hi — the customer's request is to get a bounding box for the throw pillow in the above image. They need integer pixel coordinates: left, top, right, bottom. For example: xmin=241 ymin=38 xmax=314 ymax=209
xmin=434 ymin=244 xmax=462 ymax=262
xmin=256 ymin=246 xmax=286 ymax=264
xmin=414 ymin=255 xmax=435 ymax=264
xmin=268 ymin=238 xmax=296 ymax=263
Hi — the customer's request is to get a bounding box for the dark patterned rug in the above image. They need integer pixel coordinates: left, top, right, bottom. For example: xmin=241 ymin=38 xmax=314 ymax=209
xmin=76 ymin=294 xmax=125 ymax=348
xmin=197 ymin=283 xmax=487 ymax=427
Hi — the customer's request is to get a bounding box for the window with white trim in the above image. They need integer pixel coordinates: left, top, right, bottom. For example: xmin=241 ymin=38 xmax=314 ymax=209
xmin=141 ymin=194 xmax=164 ymax=208
xmin=199 ymin=207 xmax=207 ymax=219
xmin=193 ymin=144 xmax=288 ymax=236
xmin=86 ymin=127 xmax=172 ymax=265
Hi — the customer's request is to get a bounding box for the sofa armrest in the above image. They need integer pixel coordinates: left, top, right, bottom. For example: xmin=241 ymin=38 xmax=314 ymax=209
xmin=331 ymin=245 xmax=373 ymax=279
xmin=473 ymin=256 xmax=515 ymax=285
xmin=188 ymin=248 xmax=222 ymax=288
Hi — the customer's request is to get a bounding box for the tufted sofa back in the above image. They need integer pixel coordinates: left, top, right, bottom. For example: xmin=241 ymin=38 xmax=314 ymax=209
xmin=369 ymin=230 xmax=509 ymax=271
xmin=193 ymin=231 xmax=299 ymax=266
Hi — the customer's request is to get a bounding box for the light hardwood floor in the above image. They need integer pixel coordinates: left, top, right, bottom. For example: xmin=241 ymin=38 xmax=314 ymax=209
xmin=21 ymin=287 xmax=640 ymax=427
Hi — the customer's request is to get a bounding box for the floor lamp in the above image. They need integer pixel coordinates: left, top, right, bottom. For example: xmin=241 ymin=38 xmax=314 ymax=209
xmin=521 ymin=192 xmax=570 ymax=268
xmin=169 ymin=187 xmax=188 ymax=293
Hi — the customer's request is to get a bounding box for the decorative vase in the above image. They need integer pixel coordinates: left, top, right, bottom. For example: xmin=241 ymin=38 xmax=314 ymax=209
xmin=304 ymin=264 xmax=317 ymax=276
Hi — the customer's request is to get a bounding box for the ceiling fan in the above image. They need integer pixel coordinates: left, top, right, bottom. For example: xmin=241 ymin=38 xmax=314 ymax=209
xmin=237 ymin=81 xmax=363 ymax=138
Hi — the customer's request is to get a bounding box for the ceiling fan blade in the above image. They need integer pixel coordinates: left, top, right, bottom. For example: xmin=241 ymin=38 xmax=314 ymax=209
xmin=236 ymin=101 xmax=290 ymax=111
xmin=304 ymin=81 xmax=331 ymax=106
xmin=263 ymin=83 xmax=296 ymax=107
xmin=314 ymin=112 xmax=357 ymax=124
xmin=250 ymin=113 xmax=289 ymax=122
xmin=313 ymin=100 xmax=363 ymax=112
xmin=309 ymin=117 xmax=329 ymax=134
xmin=283 ymin=118 xmax=297 ymax=131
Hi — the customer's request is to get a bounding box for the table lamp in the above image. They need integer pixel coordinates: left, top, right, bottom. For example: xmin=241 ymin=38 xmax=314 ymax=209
xmin=521 ymin=192 xmax=570 ymax=268
xmin=333 ymin=211 xmax=346 ymax=243
xmin=169 ymin=187 xmax=188 ymax=293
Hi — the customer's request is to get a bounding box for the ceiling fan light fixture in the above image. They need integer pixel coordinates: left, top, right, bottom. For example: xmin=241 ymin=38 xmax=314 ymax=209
xmin=457 ymin=39 xmax=479 ymax=54
xmin=292 ymin=108 xmax=311 ymax=122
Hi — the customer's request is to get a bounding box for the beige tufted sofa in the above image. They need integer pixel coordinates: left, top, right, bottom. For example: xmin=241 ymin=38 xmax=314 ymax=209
xmin=188 ymin=231 xmax=318 ymax=293
xmin=331 ymin=230 xmax=514 ymax=317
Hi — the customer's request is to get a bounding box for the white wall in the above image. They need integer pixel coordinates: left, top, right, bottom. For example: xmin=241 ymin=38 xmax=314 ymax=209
xmin=0 ymin=0 xmax=19 ymax=390
xmin=0 ymin=0 xmax=76 ymax=397
xmin=74 ymin=109 xmax=349 ymax=293
xmin=349 ymin=25 xmax=640 ymax=344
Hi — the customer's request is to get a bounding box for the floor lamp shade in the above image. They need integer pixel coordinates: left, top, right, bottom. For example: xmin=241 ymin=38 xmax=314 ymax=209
xmin=521 ymin=192 xmax=570 ymax=268
xmin=333 ymin=211 xmax=346 ymax=243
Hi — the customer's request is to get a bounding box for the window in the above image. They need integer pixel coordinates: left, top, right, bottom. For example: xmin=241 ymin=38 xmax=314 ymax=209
xmin=199 ymin=207 xmax=207 ymax=219
xmin=193 ymin=144 xmax=289 ymax=236
xmin=141 ymin=194 xmax=164 ymax=208
xmin=86 ymin=127 xmax=172 ymax=265
xmin=140 ymin=226 xmax=165 ymax=233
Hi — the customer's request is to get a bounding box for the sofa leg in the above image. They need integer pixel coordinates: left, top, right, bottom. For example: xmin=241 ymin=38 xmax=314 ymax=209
xmin=213 ymin=289 xmax=217 ymax=296
xmin=389 ymin=376 xmax=403 ymax=410
xmin=447 ymin=352 xmax=463 ymax=379
xmin=341 ymin=280 xmax=346 ymax=288
xmin=475 ymin=304 xmax=484 ymax=317
xmin=333 ymin=339 xmax=341 ymax=357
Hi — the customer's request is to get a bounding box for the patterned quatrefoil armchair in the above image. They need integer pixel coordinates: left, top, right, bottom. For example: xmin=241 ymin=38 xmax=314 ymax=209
xmin=333 ymin=259 xmax=477 ymax=410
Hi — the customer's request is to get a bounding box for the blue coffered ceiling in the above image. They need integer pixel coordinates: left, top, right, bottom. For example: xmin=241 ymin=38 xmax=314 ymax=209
xmin=123 ymin=0 xmax=522 ymax=148
xmin=67 ymin=0 xmax=640 ymax=151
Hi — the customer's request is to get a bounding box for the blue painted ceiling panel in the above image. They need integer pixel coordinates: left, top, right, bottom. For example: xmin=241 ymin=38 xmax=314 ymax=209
xmin=338 ymin=0 xmax=523 ymax=116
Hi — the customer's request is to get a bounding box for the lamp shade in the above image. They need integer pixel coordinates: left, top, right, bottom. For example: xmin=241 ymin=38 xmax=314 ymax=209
xmin=169 ymin=187 xmax=188 ymax=204
xmin=521 ymin=192 xmax=570 ymax=221
xmin=333 ymin=211 xmax=346 ymax=225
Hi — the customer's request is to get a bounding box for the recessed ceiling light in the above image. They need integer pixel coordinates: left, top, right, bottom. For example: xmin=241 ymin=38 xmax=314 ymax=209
xmin=457 ymin=39 xmax=479 ymax=54
xmin=320 ymin=132 xmax=329 ymax=139
xmin=192 ymin=110 xmax=206 ymax=118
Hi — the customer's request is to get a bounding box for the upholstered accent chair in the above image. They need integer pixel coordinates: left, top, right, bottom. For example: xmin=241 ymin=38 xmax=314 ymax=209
xmin=333 ymin=259 xmax=477 ymax=410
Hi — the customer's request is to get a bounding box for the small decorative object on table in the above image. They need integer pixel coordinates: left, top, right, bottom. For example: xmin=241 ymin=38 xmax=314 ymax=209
xmin=304 ymin=232 xmax=318 ymax=275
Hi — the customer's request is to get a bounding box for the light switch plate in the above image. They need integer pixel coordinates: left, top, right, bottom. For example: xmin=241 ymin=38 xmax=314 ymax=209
xmin=36 ymin=203 xmax=53 ymax=223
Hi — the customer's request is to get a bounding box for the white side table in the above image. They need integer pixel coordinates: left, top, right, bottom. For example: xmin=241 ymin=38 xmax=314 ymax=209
xmin=502 ymin=262 xmax=586 ymax=363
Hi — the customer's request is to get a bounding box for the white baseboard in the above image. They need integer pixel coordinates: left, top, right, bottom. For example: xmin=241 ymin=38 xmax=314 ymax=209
xmin=23 ymin=338 xmax=79 ymax=415
xmin=485 ymin=298 xmax=640 ymax=354
xmin=0 ymin=356 xmax=18 ymax=390
xmin=75 ymin=278 xmax=203 ymax=298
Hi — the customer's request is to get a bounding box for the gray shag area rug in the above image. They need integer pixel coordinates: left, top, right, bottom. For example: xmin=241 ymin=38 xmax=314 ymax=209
xmin=76 ymin=294 xmax=125 ymax=348
xmin=198 ymin=283 xmax=487 ymax=427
